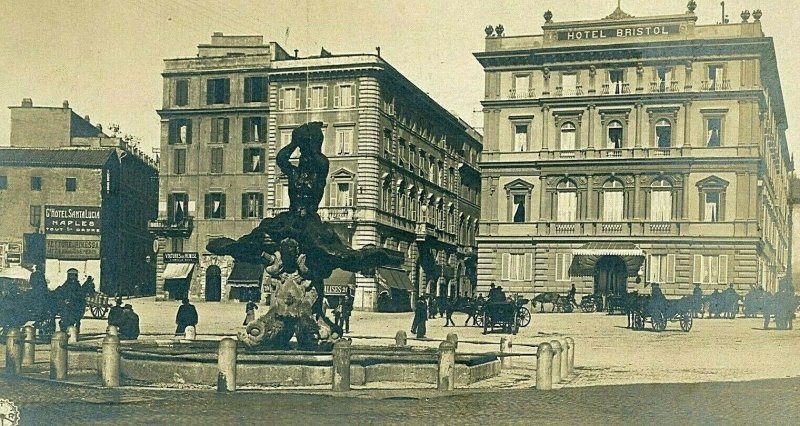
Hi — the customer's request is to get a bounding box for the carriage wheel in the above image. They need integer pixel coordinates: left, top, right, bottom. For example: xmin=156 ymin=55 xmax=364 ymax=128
xmin=651 ymin=311 xmax=667 ymax=332
xmin=90 ymin=305 xmax=108 ymax=319
xmin=563 ymin=303 xmax=574 ymax=314
xmin=475 ymin=313 xmax=484 ymax=327
xmin=517 ymin=307 xmax=531 ymax=327
xmin=680 ymin=312 xmax=693 ymax=332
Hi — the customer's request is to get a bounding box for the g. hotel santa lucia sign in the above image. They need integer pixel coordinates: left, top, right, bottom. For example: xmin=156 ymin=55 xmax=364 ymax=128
xmin=44 ymin=205 xmax=101 ymax=235
xmin=557 ymin=25 xmax=681 ymax=41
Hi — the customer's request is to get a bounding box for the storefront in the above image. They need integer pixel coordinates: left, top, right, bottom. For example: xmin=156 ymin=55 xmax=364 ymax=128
xmin=226 ymin=260 xmax=264 ymax=302
xmin=162 ymin=252 xmax=198 ymax=300
xmin=375 ymin=267 xmax=413 ymax=312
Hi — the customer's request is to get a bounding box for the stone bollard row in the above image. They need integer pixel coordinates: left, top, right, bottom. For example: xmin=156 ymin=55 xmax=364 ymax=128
xmin=535 ymin=342 xmax=554 ymax=390
xmin=560 ymin=338 xmax=569 ymax=382
xmin=332 ymin=339 xmax=352 ymax=392
xmin=5 ymin=329 xmax=22 ymax=375
xmin=437 ymin=341 xmax=456 ymax=391
xmin=550 ymin=340 xmax=563 ymax=384
xmin=217 ymin=338 xmax=238 ymax=392
xmin=500 ymin=336 xmax=513 ymax=369
xmin=22 ymin=325 xmax=36 ymax=367
xmin=395 ymin=330 xmax=407 ymax=347
xmin=184 ymin=325 xmax=196 ymax=341
xmin=102 ymin=334 xmax=121 ymax=387
xmin=66 ymin=325 xmax=79 ymax=344
xmin=565 ymin=337 xmax=575 ymax=376
xmin=50 ymin=331 xmax=68 ymax=380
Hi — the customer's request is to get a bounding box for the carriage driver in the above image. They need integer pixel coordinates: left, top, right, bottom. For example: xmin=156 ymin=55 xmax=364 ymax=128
xmin=567 ymin=283 xmax=578 ymax=308
xmin=55 ymin=268 xmax=86 ymax=332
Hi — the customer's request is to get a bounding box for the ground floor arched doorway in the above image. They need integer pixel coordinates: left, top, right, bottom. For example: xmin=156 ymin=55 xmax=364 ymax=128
xmin=594 ymin=255 xmax=628 ymax=296
xmin=205 ymin=265 xmax=221 ymax=301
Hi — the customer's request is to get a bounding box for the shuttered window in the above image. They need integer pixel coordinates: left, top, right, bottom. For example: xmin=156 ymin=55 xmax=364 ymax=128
xmin=204 ymin=193 xmax=226 ymax=219
xmin=206 ymin=78 xmax=230 ymax=104
xmin=648 ymin=254 xmax=676 ymax=283
xmin=556 ymin=253 xmax=572 ymax=281
xmin=501 ymin=253 xmax=533 ymax=281
xmin=693 ymin=254 xmax=728 ymax=284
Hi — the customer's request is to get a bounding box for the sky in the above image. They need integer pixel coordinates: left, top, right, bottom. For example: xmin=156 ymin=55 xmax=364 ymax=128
xmin=1 ymin=0 xmax=799 ymax=158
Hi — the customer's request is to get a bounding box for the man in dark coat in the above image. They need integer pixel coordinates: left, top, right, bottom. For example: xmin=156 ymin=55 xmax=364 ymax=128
xmin=692 ymin=284 xmax=704 ymax=318
xmin=118 ymin=304 xmax=140 ymax=340
xmin=341 ymin=295 xmax=353 ymax=333
xmin=411 ymin=296 xmax=428 ymax=338
xmin=56 ymin=268 xmax=85 ymax=331
xmin=175 ymin=298 xmax=198 ymax=335
xmin=108 ymin=297 xmax=124 ymax=327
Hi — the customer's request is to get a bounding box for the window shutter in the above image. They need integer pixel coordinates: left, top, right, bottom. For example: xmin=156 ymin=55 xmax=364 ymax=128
xmin=168 ymin=122 xmax=176 ymax=145
xmin=204 ymin=194 xmax=211 ymax=219
xmin=647 ymin=254 xmax=653 ymax=282
xmin=206 ymin=80 xmax=214 ymax=104
xmin=348 ymin=183 xmax=355 ymax=206
xmin=501 ymin=253 xmax=510 ymax=281
xmin=278 ymin=90 xmax=284 ymax=110
xmin=242 ymin=149 xmax=249 ymax=173
xmin=168 ymin=193 xmax=175 ymax=223
xmin=241 ymin=194 xmax=248 ymax=219
xmin=295 ymin=91 xmax=301 ymax=110
xmin=323 ymin=86 xmax=329 ymax=108
xmin=242 ymin=119 xmax=249 ymax=143
xmin=350 ymin=88 xmax=356 ymax=107
xmin=257 ymin=193 xmax=264 ymax=217
xmin=718 ymin=255 xmax=728 ymax=283
xmin=223 ymin=80 xmax=230 ymax=103
xmin=329 ymin=182 xmax=337 ymax=206
xmin=693 ymin=254 xmax=702 ymax=284
xmin=334 ymin=85 xmax=340 ymax=107
xmin=258 ymin=149 xmax=266 ymax=172
xmin=306 ymin=87 xmax=312 ymax=109
xmin=211 ymin=118 xmax=219 ymax=143
xmin=525 ymin=253 xmax=533 ymax=281
xmin=185 ymin=120 xmax=192 ymax=144
xmin=222 ymin=118 xmax=229 ymax=143
xmin=220 ymin=194 xmax=227 ymax=219
xmin=666 ymin=254 xmax=676 ymax=283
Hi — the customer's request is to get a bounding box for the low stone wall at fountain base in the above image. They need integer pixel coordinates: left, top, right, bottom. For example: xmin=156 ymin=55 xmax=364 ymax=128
xmin=65 ymin=341 xmax=501 ymax=388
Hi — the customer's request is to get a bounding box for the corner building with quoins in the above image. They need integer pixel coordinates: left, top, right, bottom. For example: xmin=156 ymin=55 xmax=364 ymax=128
xmin=150 ymin=34 xmax=481 ymax=311
xmin=474 ymin=3 xmax=793 ymax=299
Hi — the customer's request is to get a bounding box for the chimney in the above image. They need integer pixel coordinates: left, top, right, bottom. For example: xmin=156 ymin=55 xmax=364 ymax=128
xmin=84 ymin=115 xmax=90 ymax=123
xmin=96 ymin=123 xmax=103 ymax=133
xmin=21 ymin=98 xmax=33 ymax=107
xmin=213 ymin=32 xmax=223 ymax=37
xmin=62 ymin=100 xmax=69 ymax=109
xmin=294 ymin=49 xmax=299 ymax=58
xmin=376 ymin=46 xmax=381 ymax=57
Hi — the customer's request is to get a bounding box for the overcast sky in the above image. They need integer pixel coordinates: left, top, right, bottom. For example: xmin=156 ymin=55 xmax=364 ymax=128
xmin=1 ymin=0 xmax=798 ymax=158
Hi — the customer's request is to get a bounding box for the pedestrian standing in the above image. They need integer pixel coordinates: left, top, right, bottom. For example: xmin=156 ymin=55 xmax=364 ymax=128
xmin=175 ymin=298 xmax=198 ymax=335
xmin=444 ymin=297 xmax=456 ymax=327
xmin=342 ymin=295 xmax=353 ymax=333
xmin=763 ymin=291 xmax=774 ymax=330
xmin=428 ymin=296 xmax=438 ymax=319
xmin=411 ymin=296 xmax=428 ymax=338
xmin=243 ymin=299 xmax=258 ymax=326
xmin=334 ymin=301 xmax=343 ymax=328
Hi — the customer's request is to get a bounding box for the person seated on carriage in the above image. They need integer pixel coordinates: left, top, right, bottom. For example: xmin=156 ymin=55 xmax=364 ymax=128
xmin=567 ymin=283 xmax=578 ymax=308
xmin=649 ymin=282 xmax=667 ymax=313
xmin=492 ymin=286 xmax=507 ymax=303
xmin=487 ymin=283 xmax=499 ymax=302
xmin=55 ymin=268 xmax=86 ymax=332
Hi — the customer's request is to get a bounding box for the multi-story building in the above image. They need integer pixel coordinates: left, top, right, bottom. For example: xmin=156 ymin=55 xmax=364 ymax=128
xmin=475 ymin=3 xmax=793 ymax=298
xmin=151 ymin=33 xmax=481 ymax=311
xmin=0 ymin=99 xmax=159 ymax=294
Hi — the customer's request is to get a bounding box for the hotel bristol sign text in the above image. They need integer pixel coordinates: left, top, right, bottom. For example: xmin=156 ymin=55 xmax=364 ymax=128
xmin=557 ymin=25 xmax=681 ymax=41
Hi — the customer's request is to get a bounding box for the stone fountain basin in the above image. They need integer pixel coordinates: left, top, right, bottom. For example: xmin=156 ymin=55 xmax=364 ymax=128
xmin=67 ymin=339 xmax=501 ymax=388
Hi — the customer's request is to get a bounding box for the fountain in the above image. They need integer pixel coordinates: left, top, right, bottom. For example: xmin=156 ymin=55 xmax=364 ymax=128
xmin=207 ymin=122 xmax=402 ymax=350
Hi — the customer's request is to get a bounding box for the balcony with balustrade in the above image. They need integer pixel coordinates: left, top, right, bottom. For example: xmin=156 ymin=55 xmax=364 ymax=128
xmin=147 ymin=216 xmax=194 ymax=237
xmin=701 ymin=79 xmax=732 ymax=91
xmin=601 ymin=82 xmax=631 ymax=95
xmin=554 ymin=86 xmax=584 ymax=97
xmin=649 ymin=80 xmax=680 ymax=93
xmin=481 ymin=144 xmax=760 ymax=164
xmin=508 ymin=88 xmax=536 ymax=99
xmin=480 ymin=220 xmax=760 ymax=239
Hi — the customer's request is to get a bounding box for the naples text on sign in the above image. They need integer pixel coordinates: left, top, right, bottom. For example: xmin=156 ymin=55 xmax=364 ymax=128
xmin=44 ymin=205 xmax=101 ymax=235
xmin=557 ymin=25 xmax=681 ymax=41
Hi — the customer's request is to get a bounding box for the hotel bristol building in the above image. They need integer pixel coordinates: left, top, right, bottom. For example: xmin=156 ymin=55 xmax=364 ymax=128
xmin=475 ymin=3 xmax=793 ymax=298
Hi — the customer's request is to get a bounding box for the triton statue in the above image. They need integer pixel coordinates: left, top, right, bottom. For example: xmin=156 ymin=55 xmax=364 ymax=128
xmin=207 ymin=122 xmax=401 ymax=350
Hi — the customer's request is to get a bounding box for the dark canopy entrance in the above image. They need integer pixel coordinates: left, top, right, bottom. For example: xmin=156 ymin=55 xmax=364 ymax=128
xmin=594 ymin=256 xmax=628 ymax=296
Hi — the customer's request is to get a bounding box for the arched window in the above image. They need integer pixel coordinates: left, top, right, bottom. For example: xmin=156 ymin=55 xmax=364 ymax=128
xmin=556 ymin=179 xmax=578 ymax=222
xmin=381 ymin=179 xmax=391 ymax=211
xmin=560 ymin=122 xmax=576 ymax=151
xmin=397 ymin=184 xmax=407 ymax=217
xmin=650 ymin=179 xmax=672 ymax=221
xmin=655 ymin=119 xmax=671 ymax=148
xmin=607 ymin=120 xmax=623 ymax=149
xmin=602 ymin=179 xmax=624 ymax=221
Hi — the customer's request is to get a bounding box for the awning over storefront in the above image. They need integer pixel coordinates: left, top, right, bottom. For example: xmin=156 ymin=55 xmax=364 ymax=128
xmin=376 ymin=267 xmax=414 ymax=292
xmin=162 ymin=263 xmax=194 ymax=280
xmin=227 ymin=261 xmax=264 ymax=287
xmin=324 ymin=269 xmax=356 ymax=295
xmin=569 ymin=242 xmax=645 ymax=277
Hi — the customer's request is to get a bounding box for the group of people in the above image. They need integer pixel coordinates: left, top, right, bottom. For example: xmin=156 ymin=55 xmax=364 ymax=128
xmin=759 ymin=287 xmax=797 ymax=330
xmin=107 ymin=298 xmax=140 ymax=340
xmin=322 ymin=295 xmax=353 ymax=334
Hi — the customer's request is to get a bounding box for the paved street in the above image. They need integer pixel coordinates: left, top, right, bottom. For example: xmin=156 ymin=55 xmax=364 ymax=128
xmin=75 ymin=297 xmax=800 ymax=387
xmin=1 ymin=375 xmax=799 ymax=425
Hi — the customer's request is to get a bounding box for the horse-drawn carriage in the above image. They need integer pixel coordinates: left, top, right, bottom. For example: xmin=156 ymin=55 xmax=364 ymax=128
xmin=0 ymin=286 xmax=57 ymax=338
xmin=531 ymin=292 xmax=574 ymax=313
xmin=628 ymin=294 xmax=693 ymax=332
xmin=580 ymin=294 xmax=603 ymax=313
xmin=480 ymin=298 xmax=531 ymax=334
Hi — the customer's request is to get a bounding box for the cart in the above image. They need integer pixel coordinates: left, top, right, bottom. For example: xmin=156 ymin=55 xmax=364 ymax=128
xmin=631 ymin=296 xmax=693 ymax=332
xmin=85 ymin=292 xmax=112 ymax=319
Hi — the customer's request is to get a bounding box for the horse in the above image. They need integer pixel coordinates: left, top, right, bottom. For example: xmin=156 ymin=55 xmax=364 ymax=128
xmin=531 ymin=292 xmax=563 ymax=313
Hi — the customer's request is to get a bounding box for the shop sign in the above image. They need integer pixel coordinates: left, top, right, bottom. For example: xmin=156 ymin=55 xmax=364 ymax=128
xmin=44 ymin=205 xmax=101 ymax=235
xmin=557 ymin=24 xmax=681 ymax=41
xmin=324 ymin=285 xmax=349 ymax=295
xmin=163 ymin=252 xmax=199 ymax=263
xmin=45 ymin=239 xmax=101 ymax=260
xmin=5 ymin=243 xmax=22 ymax=264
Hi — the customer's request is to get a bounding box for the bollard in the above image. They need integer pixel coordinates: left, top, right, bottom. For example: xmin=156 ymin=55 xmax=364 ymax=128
xmin=102 ymin=334 xmax=121 ymax=387
xmin=50 ymin=331 xmax=68 ymax=380
xmin=106 ymin=325 xmax=119 ymax=336
xmin=216 ymin=338 xmax=238 ymax=392
xmin=550 ymin=340 xmax=563 ymax=384
xmin=332 ymin=339 xmax=352 ymax=392
xmin=437 ymin=340 xmax=456 ymax=391
xmin=395 ymin=330 xmax=407 ymax=347
xmin=560 ymin=338 xmax=569 ymax=382
xmin=66 ymin=325 xmax=79 ymax=344
xmin=535 ymin=342 xmax=554 ymax=390
xmin=500 ymin=336 xmax=513 ymax=369
xmin=565 ymin=337 xmax=575 ymax=376
xmin=446 ymin=333 xmax=459 ymax=350
xmin=184 ymin=325 xmax=196 ymax=340
xmin=22 ymin=325 xmax=36 ymax=367
xmin=5 ymin=329 xmax=23 ymax=375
